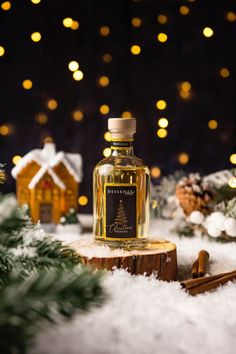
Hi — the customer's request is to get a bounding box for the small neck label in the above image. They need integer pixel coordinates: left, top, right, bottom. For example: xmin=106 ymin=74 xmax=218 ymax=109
xmin=111 ymin=140 xmax=133 ymax=148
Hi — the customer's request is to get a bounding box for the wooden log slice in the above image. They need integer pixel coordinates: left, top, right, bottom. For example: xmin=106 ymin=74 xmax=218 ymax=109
xmin=69 ymin=238 xmax=177 ymax=281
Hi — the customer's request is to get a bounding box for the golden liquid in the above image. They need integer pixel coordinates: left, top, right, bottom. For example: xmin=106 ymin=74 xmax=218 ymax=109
xmin=93 ymin=149 xmax=150 ymax=249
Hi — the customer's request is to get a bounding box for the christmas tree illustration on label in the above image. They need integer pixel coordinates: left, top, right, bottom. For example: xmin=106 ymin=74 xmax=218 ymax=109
xmin=108 ymin=200 xmax=132 ymax=234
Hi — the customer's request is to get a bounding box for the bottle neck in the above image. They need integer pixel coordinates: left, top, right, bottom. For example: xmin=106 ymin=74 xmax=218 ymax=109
xmin=110 ymin=137 xmax=134 ymax=156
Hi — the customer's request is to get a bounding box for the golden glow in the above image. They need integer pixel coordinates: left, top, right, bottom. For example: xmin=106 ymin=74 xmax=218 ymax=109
xmin=157 ymin=14 xmax=167 ymax=24
xmin=131 ymin=17 xmax=142 ymax=27
xmin=47 ymin=99 xmax=58 ymax=110
xmin=181 ymin=81 xmax=191 ymax=91
xmin=78 ymin=195 xmax=88 ymax=206
xmin=157 ymin=128 xmax=168 ymax=138
xmin=63 ymin=18 xmax=73 ymax=28
xmin=31 ymin=0 xmax=41 ymax=3
xmin=73 ymin=110 xmax=83 ymax=121
xmin=180 ymin=91 xmax=191 ymax=99
xmin=178 ymin=153 xmax=189 ymax=165
xmin=35 ymin=113 xmax=48 ymax=124
xmin=158 ymin=117 xmax=168 ymax=128
xmin=0 ymin=125 xmax=10 ymax=136
xmin=228 ymin=177 xmax=236 ymax=188
xmin=226 ymin=12 xmax=236 ymax=22
xmin=73 ymin=70 xmax=84 ymax=81
xmin=208 ymin=119 xmax=218 ymax=130
xmin=31 ymin=32 xmax=41 ymax=42
xmin=100 ymin=26 xmax=110 ymax=36
xmin=102 ymin=53 xmax=112 ymax=63
xmin=104 ymin=131 xmax=111 ymax=141
xmin=230 ymin=154 xmax=236 ymax=165
xmin=220 ymin=67 xmax=230 ymax=78
xmin=71 ymin=20 xmax=79 ymax=30
xmin=22 ymin=79 xmax=33 ymax=90
xmin=12 ymin=155 xmax=22 ymax=165
xmin=203 ymin=27 xmax=214 ymax=38
xmin=68 ymin=61 xmax=79 ymax=71
xmin=130 ymin=44 xmax=141 ymax=55
xmin=0 ymin=46 xmax=5 ymax=56
xmin=103 ymin=148 xmax=111 ymax=157
xmin=151 ymin=167 xmax=161 ymax=178
xmin=179 ymin=6 xmax=189 ymax=15
xmin=122 ymin=111 xmax=132 ymax=118
xmin=156 ymin=100 xmax=167 ymax=110
xmin=99 ymin=76 xmax=109 ymax=87
xmin=99 ymin=104 xmax=110 ymax=115
xmin=1 ymin=1 xmax=11 ymax=10
xmin=157 ymin=33 xmax=168 ymax=43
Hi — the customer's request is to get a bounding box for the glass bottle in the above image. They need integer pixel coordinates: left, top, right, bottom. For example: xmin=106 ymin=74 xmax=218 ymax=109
xmin=93 ymin=118 xmax=150 ymax=249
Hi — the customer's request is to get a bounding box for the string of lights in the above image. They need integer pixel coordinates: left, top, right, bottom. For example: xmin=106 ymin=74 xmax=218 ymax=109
xmin=0 ymin=0 xmax=236 ymax=211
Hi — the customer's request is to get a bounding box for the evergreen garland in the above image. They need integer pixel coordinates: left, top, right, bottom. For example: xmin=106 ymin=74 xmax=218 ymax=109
xmin=0 ymin=194 xmax=105 ymax=353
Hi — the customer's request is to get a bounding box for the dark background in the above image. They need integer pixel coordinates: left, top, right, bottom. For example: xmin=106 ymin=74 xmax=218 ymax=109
xmin=0 ymin=0 xmax=236 ymax=212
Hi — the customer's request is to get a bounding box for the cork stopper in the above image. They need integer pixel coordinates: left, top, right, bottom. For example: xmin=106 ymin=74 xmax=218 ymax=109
xmin=108 ymin=118 xmax=136 ymax=139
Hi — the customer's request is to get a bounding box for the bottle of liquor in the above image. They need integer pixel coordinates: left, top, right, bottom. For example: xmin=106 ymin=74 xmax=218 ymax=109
xmin=93 ymin=118 xmax=150 ymax=248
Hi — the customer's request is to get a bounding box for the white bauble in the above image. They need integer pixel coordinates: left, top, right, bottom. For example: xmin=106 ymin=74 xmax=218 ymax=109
xmin=207 ymin=224 xmax=222 ymax=238
xmin=189 ymin=211 xmax=205 ymax=225
xmin=225 ymin=218 xmax=236 ymax=237
xmin=208 ymin=212 xmax=226 ymax=230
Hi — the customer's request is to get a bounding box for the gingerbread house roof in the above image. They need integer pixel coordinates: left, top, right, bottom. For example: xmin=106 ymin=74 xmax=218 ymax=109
xmin=11 ymin=142 xmax=82 ymax=190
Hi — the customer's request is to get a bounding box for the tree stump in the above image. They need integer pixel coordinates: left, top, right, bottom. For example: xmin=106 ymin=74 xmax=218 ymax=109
xmin=69 ymin=238 xmax=177 ymax=281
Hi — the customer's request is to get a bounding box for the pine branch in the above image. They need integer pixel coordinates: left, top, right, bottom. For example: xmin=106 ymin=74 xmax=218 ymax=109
xmin=0 ymin=267 xmax=105 ymax=354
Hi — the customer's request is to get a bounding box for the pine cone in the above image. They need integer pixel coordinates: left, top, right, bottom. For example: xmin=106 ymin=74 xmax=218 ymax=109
xmin=176 ymin=173 xmax=212 ymax=215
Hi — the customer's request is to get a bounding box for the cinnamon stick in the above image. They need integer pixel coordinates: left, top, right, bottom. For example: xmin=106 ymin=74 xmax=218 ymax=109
xmin=198 ymin=250 xmax=209 ymax=277
xmin=181 ymin=270 xmax=236 ymax=295
xmin=191 ymin=250 xmax=209 ymax=278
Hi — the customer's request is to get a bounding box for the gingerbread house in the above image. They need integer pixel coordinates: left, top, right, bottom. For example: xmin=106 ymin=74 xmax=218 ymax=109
xmin=11 ymin=140 xmax=82 ymax=224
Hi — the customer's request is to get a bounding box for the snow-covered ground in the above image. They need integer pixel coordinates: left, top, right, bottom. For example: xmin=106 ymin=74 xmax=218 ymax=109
xmin=34 ymin=218 xmax=236 ymax=354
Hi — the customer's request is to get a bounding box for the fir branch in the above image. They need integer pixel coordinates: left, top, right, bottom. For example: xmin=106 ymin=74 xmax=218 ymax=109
xmin=0 ymin=267 xmax=105 ymax=354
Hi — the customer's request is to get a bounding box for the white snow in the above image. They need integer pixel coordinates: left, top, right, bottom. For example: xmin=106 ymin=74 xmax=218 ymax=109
xmin=34 ymin=218 xmax=236 ymax=354
xmin=11 ymin=142 xmax=83 ymax=189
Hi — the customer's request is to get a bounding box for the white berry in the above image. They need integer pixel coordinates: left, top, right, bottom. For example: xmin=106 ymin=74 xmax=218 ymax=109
xmin=189 ymin=211 xmax=205 ymax=225
xmin=225 ymin=218 xmax=236 ymax=237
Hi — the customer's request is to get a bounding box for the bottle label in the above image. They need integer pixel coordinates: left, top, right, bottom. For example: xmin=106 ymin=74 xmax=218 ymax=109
xmin=104 ymin=183 xmax=137 ymax=240
xmin=111 ymin=141 xmax=133 ymax=149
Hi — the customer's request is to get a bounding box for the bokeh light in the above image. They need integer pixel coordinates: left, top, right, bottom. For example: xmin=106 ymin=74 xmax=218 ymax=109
xmin=157 ymin=33 xmax=168 ymax=43
xmin=73 ymin=70 xmax=84 ymax=81
xmin=208 ymin=119 xmax=218 ymax=130
xmin=228 ymin=177 xmax=236 ymax=188
xmin=102 ymin=53 xmax=112 ymax=63
xmin=157 ymin=14 xmax=167 ymax=24
xmin=100 ymin=26 xmax=110 ymax=36
xmin=178 ymin=153 xmax=189 ymax=165
xmin=103 ymin=148 xmax=111 ymax=157
xmin=22 ymin=79 xmax=33 ymax=90
xmin=130 ymin=45 xmax=141 ymax=55
xmin=158 ymin=118 xmax=169 ymax=128
xmin=131 ymin=17 xmax=142 ymax=27
xmin=31 ymin=32 xmax=41 ymax=42
xmin=151 ymin=167 xmax=161 ymax=178
xmin=122 ymin=111 xmax=132 ymax=118
xmin=35 ymin=113 xmax=48 ymax=124
xmin=219 ymin=67 xmax=230 ymax=78
xmin=104 ymin=131 xmax=111 ymax=141
xmin=99 ymin=104 xmax=110 ymax=115
xmin=68 ymin=61 xmax=79 ymax=72
xmin=63 ymin=18 xmax=73 ymax=28
xmin=71 ymin=21 xmax=79 ymax=30
xmin=0 ymin=46 xmax=5 ymax=56
xmin=157 ymin=128 xmax=168 ymax=138
xmin=78 ymin=195 xmax=88 ymax=206
xmin=230 ymin=154 xmax=236 ymax=165
xmin=73 ymin=110 xmax=84 ymax=121
xmin=156 ymin=100 xmax=167 ymax=110
xmin=99 ymin=76 xmax=109 ymax=87
xmin=0 ymin=125 xmax=10 ymax=136
xmin=179 ymin=6 xmax=190 ymax=15
xmin=12 ymin=155 xmax=22 ymax=165
xmin=203 ymin=27 xmax=214 ymax=38
xmin=31 ymin=0 xmax=41 ymax=4
xmin=47 ymin=99 xmax=58 ymax=110
xmin=1 ymin=1 xmax=11 ymax=11
xmin=226 ymin=12 xmax=236 ymax=22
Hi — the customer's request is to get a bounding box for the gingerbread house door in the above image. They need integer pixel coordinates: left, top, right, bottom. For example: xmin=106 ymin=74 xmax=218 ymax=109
xmin=40 ymin=203 xmax=52 ymax=223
